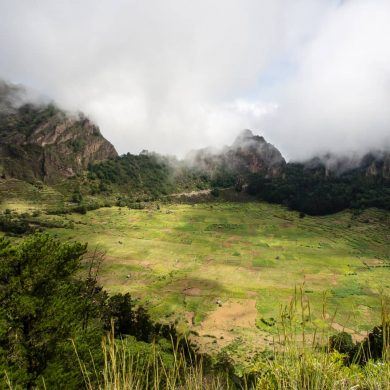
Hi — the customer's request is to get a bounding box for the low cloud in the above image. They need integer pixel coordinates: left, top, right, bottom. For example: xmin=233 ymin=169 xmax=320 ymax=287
xmin=0 ymin=0 xmax=389 ymax=160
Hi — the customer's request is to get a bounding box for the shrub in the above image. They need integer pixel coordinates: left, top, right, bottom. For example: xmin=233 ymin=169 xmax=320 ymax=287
xmin=74 ymin=204 xmax=87 ymax=214
xmin=329 ymin=332 xmax=354 ymax=355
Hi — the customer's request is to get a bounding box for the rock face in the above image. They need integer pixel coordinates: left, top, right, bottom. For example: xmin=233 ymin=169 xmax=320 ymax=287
xmin=229 ymin=129 xmax=286 ymax=177
xmin=302 ymin=151 xmax=390 ymax=179
xmin=360 ymin=152 xmax=390 ymax=179
xmin=0 ymin=103 xmax=117 ymax=183
xmin=187 ymin=129 xmax=286 ymax=178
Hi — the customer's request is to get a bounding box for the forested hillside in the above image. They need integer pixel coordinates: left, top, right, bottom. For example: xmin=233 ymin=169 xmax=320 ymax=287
xmin=246 ymin=160 xmax=390 ymax=215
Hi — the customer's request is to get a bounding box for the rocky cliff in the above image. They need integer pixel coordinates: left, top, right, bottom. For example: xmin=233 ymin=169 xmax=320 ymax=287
xmin=0 ymin=99 xmax=117 ymax=183
xmin=187 ymin=129 xmax=286 ymax=179
xmin=302 ymin=151 xmax=390 ymax=179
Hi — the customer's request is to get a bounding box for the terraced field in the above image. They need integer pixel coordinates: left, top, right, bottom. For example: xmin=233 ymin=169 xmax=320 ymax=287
xmin=1 ymin=194 xmax=389 ymax=357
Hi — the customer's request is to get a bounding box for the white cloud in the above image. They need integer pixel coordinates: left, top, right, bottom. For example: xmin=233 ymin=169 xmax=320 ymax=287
xmin=259 ymin=0 xmax=390 ymax=159
xmin=0 ymin=0 xmax=389 ymax=159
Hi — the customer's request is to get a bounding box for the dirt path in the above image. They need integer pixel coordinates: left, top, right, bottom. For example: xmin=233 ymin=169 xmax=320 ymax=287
xmin=331 ymin=322 xmax=367 ymax=342
xmin=166 ymin=189 xmax=211 ymax=198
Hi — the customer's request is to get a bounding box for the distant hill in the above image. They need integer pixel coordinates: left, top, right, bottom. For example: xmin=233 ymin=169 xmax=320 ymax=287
xmin=0 ymin=81 xmax=117 ymax=183
xmin=186 ymin=129 xmax=286 ymax=180
xmin=86 ymin=130 xmax=287 ymax=199
xmin=246 ymin=152 xmax=390 ymax=215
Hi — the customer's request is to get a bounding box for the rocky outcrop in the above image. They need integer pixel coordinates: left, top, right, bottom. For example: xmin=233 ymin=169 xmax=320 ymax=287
xmin=0 ymin=102 xmax=117 ymax=183
xmin=360 ymin=152 xmax=390 ymax=179
xmin=187 ymin=129 xmax=286 ymax=179
xmin=227 ymin=129 xmax=286 ymax=177
xmin=301 ymin=151 xmax=390 ymax=179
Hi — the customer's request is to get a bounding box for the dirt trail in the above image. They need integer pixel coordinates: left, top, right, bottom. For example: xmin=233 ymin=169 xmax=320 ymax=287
xmin=167 ymin=189 xmax=211 ymax=197
xmin=193 ymin=299 xmax=258 ymax=348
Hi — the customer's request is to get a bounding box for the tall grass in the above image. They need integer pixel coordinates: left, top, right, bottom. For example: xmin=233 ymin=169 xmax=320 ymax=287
xmin=252 ymin=288 xmax=390 ymax=389
xmin=73 ymin=290 xmax=389 ymax=389
xmin=75 ymin=332 xmax=232 ymax=390
xmin=5 ymin=295 xmax=387 ymax=389
xmin=254 ymin=348 xmax=390 ymax=390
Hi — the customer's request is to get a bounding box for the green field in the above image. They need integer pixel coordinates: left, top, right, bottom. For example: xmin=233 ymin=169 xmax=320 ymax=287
xmin=1 ymin=195 xmax=389 ymax=356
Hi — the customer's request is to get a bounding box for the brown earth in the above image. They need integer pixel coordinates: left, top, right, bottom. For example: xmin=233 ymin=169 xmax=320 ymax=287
xmin=193 ymin=299 xmax=259 ymax=349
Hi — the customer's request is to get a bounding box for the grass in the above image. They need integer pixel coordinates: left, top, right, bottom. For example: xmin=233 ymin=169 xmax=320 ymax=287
xmin=73 ymin=292 xmax=390 ymax=390
xmin=75 ymin=332 xmax=231 ymax=390
xmin=1 ymin=197 xmax=389 ymax=364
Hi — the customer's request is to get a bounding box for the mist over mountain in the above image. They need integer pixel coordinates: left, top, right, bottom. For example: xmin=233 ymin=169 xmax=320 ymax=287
xmin=1 ymin=1 xmax=390 ymax=158
xmin=301 ymin=151 xmax=390 ymax=179
xmin=1 ymin=79 xmax=389 ymax=189
xmin=185 ymin=129 xmax=285 ymax=179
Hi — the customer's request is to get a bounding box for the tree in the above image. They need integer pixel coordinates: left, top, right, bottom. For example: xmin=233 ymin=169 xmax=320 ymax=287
xmin=103 ymin=293 xmax=136 ymax=335
xmin=0 ymin=234 xmax=102 ymax=388
xmin=0 ymin=234 xmax=185 ymax=388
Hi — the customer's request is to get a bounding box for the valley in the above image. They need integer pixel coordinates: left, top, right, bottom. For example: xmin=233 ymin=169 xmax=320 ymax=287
xmin=2 ymin=193 xmax=388 ymax=360
xmin=0 ymin=82 xmax=389 ymax=385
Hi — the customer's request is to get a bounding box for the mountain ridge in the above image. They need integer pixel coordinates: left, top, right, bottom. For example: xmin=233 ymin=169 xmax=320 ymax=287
xmin=0 ymin=101 xmax=117 ymax=183
xmin=185 ymin=129 xmax=286 ymax=179
xmin=0 ymin=81 xmax=388 ymax=217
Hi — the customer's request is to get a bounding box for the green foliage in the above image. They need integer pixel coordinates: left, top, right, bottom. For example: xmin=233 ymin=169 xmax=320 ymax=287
xmin=246 ymin=163 xmax=390 ymax=215
xmin=79 ymin=332 xmax=230 ymax=390
xmin=355 ymin=321 xmax=390 ymax=364
xmin=0 ymin=211 xmax=34 ymax=235
xmin=69 ymin=138 xmax=86 ymax=153
xmin=331 ymin=280 xmax=364 ymax=298
xmin=0 ymin=234 xmax=102 ymax=388
xmin=71 ymin=190 xmax=83 ymax=203
xmin=74 ymin=203 xmax=87 ymax=214
xmin=329 ymin=332 xmax=354 ymax=355
xmin=103 ymin=293 xmax=136 ymax=336
xmin=0 ymin=234 xmax=206 ymax=388
xmin=0 ymin=103 xmax=60 ymax=138
xmin=88 ymin=153 xmax=174 ymax=197
xmin=210 ymin=168 xmax=236 ymax=188
xmin=87 ymin=153 xmax=216 ymax=201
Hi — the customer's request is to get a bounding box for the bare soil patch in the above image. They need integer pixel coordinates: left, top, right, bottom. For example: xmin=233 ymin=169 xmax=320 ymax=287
xmin=183 ymin=287 xmax=202 ymax=296
xmin=194 ymin=299 xmax=258 ymax=348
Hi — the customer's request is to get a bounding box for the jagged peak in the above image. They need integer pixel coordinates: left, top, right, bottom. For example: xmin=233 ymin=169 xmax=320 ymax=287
xmin=233 ymin=129 xmax=266 ymax=148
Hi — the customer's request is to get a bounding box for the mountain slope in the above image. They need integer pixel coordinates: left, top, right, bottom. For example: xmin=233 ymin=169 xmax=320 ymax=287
xmin=246 ymin=155 xmax=390 ymax=215
xmin=0 ymin=82 xmax=117 ymax=183
xmin=186 ymin=129 xmax=286 ymax=180
xmin=302 ymin=151 xmax=390 ymax=179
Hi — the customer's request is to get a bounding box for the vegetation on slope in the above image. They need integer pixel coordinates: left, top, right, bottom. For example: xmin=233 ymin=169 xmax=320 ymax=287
xmin=37 ymin=202 xmax=388 ymax=338
xmin=0 ymin=234 xmax=201 ymax=388
xmin=86 ymin=152 xmax=211 ymax=201
xmin=85 ymin=148 xmax=390 ymax=216
xmin=246 ymin=163 xmax=390 ymax=215
xmin=1 ymin=234 xmax=389 ymax=389
xmin=3 ymin=198 xmax=387 ymax=378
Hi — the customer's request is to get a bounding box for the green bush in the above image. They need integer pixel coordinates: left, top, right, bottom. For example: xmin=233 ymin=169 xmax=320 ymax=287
xmin=329 ymin=332 xmax=354 ymax=355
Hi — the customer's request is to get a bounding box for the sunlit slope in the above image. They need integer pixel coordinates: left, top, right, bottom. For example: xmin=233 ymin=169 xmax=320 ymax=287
xmin=46 ymin=202 xmax=388 ymax=345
